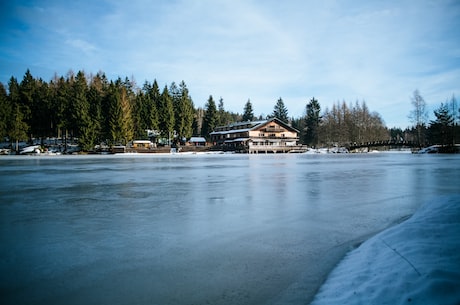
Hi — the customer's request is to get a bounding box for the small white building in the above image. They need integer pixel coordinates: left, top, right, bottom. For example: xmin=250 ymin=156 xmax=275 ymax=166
xmin=189 ymin=137 xmax=207 ymax=146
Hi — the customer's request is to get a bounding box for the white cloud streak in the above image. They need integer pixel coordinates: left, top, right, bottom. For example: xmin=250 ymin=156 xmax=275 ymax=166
xmin=1 ymin=0 xmax=459 ymax=128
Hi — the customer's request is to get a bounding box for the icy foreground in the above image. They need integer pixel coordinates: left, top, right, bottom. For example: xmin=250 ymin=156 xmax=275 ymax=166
xmin=311 ymin=195 xmax=460 ymax=305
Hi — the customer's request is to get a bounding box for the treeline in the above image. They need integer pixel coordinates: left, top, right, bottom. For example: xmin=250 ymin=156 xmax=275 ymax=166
xmin=291 ymin=99 xmax=388 ymax=147
xmin=0 ymin=70 xmax=242 ymax=151
xmin=401 ymin=90 xmax=459 ymax=148
xmin=1 ymin=70 xmax=458 ymax=151
xmin=292 ymin=94 xmax=459 ymax=148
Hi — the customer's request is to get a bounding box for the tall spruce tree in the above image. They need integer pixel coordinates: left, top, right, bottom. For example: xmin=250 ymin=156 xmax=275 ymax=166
xmin=119 ymin=82 xmax=134 ymax=144
xmin=176 ymin=81 xmax=194 ymax=139
xmin=202 ymin=95 xmax=218 ymax=139
xmin=304 ymin=97 xmax=321 ymax=146
xmin=19 ymin=70 xmax=35 ymax=139
xmin=272 ymin=97 xmax=289 ymax=123
xmin=159 ymin=85 xmax=175 ymax=141
xmin=72 ymin=71 xmax=97 ymax=150
xmin=8 ymin=77 xmax=28 ymax=150
xmin=429 ymin=103 xmax=454 ymax=146
xmin=133 ymin=89 xmax=148 ymax=138
xmin=51 ymin=76 xmax=71 ymax=139
xmin=170 ymin=82 xmax=181 ymax=134
xmin=0 ymin=83 xmax=11 ymax=140
xmin=34 ymin=79 xmax=53 ymax=140
xmin=107 ymin=81 xmax=124 ymax=145
xmin=150 ymin=80 xmax=160 ymax=130
xmin=217 ymin=97 xmax=231 ymax=126
xmin=86 ymin=73 xmax=107 ymax=144
xmin=242 ymin=99 xmax=254 ymax=121
xmin=10 ymin=103 xmax=29 ymax=152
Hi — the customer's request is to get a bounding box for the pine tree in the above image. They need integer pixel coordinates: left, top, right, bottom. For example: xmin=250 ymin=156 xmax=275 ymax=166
xmin=159 ymin=85 xmax=175 ymax=141
xmin=202 ymin=95 xmax=218 ymax=139
xmin=87 ymin=73 xmax=107 ymax=144
xmin=107 ymin=82 xmax=124 ymax=145
xmin=71 ymin=71 xmax=97 ymax=150
xmin=50 ymin=76 xmax=70 ymax=139
xmin=7 ymin=77 xmax=28 ymax=150
xmin=133 ymin=89 xmax=148 ymax=138
xmin=304 ymin=97 xmax=321 ymax=146
xmin=19 ymin=70 xmax=35 ymax=139
xmin=176 ymin=81 xmax=194 ymax=139
xmin=242 ymin=99 xmax=254 ymax=122
xmin=119 ymin=84 xmax=134 ymax=144
xmin=429 ymin=103 xmax=454 ymax=146
xmin=11 ymin=104 xmax=29 ymax=151
xmin=0 ymin=83 xmax=11 ymax=140
xmin=32 ymin=79 xmax=52 ymax=140
xmin=170 ymin=82 xmax=181 ymax=135
xmin=136 ymin=80 xmax=160 ymax=137
xmin=272 ymin=97 xmax=289 ymax=123
xmin=150 ymin=80 xmax=160 ymax=130
xmin=216 ymin=97 xmax=226 ymax=126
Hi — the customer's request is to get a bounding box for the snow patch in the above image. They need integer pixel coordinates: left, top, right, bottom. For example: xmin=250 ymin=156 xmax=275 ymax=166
xmin=311 ymin=195 xmax=460 ymax=305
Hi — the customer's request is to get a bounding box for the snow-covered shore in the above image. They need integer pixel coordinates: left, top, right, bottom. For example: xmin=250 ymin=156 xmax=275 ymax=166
xmin=310 ymin=195 xmax=460 ymax=305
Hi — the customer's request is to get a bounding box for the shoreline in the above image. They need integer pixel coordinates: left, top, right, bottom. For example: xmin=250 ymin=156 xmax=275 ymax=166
xmin=269 ymin=214 xmax=414 ymax=305
xmin=309 ymin=195 xmax=460 ymax=305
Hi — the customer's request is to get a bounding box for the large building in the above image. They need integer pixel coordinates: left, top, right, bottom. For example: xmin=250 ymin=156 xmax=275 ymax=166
xmin=210 ymin=118 xmax=300 ymax=153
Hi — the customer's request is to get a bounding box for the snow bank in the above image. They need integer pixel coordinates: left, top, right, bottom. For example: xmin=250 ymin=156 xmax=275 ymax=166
xmin=311 ymin=195 xmax=460 ymax=305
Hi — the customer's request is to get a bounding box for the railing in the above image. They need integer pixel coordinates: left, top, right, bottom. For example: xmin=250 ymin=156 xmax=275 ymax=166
xmin=346 ymin=140 xmax=416 ymax=149
xmin=263 ymin=127 xmax=285 ymax=132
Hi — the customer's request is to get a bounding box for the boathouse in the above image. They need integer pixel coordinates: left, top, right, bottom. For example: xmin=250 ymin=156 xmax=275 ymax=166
xmin=210 ymin=118 xmax=299 ymax=153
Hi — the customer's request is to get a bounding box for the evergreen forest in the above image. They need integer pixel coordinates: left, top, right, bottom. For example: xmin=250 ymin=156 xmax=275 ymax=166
xmin=0 ymin=70 xmax=459 ymax=152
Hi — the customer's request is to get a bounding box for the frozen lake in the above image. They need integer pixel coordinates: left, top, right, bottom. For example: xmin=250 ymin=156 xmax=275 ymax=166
xmin=1 ymin=153 xmax=459 ymax=305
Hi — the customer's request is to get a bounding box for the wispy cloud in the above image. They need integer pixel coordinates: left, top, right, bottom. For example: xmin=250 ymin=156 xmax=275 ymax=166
xmin=65 ymin=39 xmax=97 ymax=54
xmin=1 ymin=0 xmax=459 ymax=128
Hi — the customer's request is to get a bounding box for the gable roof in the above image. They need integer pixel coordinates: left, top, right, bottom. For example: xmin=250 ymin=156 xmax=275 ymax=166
xmin=254 ymin=117 xmax=299 ymax=133
xmin=189 ymin=137 xmax=206 ymax=142
xmin=210 ymin=117 xmax=299 ymax=136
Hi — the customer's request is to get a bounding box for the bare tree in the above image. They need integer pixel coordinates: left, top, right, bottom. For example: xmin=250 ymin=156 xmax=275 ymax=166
xmin=318 ymin=100 xmax=388 ymax=146
xmin=408 ymin=89 xmax=428 ymax=147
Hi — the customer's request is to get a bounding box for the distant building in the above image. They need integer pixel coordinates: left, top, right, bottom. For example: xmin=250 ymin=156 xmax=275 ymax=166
xmin=210 ymin=118 xmax=299 ymax=153
xmin=189 ymin=137 xmax=207 ymax=146
xmin=111 ymin=145 xmax=126 ymax=154
xmin=132 ymin=140 xmax=154 ymax=149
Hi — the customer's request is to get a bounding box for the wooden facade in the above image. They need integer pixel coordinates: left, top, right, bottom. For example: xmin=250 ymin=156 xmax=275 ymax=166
xmin=132 ymin=140 xmax=154 ymax=149
xmin=210 ymin=118 xmax=300 ymax=153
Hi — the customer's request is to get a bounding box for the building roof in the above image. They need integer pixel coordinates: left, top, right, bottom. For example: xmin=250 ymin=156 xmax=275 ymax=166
xmin=189 ymin=137 xmax=206 ymax=142
xmin=210 ymin=117 xmax=299 ymax=135
xmin=210 ymin=128 xmax=252 ymax=136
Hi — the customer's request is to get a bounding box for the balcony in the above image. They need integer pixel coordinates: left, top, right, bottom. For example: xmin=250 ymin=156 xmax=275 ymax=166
xmin=263 ymin=127 xmax=285 ymax=132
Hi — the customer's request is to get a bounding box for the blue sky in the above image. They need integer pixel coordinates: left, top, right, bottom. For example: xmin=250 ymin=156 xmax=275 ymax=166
xmin=1 ymin=0 xmax=459 ymax=128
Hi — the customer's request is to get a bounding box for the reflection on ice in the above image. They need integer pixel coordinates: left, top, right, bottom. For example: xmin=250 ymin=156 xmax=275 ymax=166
xmin=0 ymin=153 xmax=459 ymax=305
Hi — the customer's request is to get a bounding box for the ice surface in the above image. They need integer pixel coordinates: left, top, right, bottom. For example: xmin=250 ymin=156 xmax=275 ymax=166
xmin=311 ymin=195 xmax=460 ymax=305
xmin=0 ymin=153 xmax=459 ymax=305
